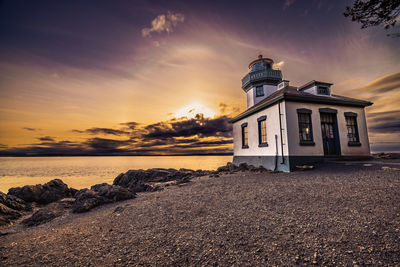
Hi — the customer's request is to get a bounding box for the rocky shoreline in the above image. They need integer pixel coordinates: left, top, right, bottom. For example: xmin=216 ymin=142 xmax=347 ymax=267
xmin=0 ymin=158 xmax=399 ymax=265
xmin=1 ymin=162 xmax=268 ymax=228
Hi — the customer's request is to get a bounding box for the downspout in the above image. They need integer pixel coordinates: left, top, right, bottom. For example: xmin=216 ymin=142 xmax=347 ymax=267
xmin=274 ymin=134 xmax=278 ymax=171
xmin=278 ymin=100 xmax=285 ymax=164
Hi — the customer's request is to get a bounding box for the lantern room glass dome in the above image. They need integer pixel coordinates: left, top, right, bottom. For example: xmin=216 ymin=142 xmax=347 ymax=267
xmin=248 ymin=55 xmax=274 ymax=72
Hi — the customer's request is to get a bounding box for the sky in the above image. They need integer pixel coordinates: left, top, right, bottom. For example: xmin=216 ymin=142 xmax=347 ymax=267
xmin=0 ymin=0 xmax=399 ymax=156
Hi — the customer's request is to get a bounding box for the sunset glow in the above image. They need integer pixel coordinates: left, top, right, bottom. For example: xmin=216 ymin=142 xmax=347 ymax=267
xmin=173 ymin=102 xmax=216 ymax=119
xmin=0 ymin=0 xmax=399 ymax=155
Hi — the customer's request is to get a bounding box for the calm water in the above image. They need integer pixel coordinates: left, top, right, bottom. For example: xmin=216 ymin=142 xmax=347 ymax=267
xmin=0 ymin=156 xmax=232 ymax=192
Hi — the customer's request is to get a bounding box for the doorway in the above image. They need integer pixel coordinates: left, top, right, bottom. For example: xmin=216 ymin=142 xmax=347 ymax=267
xmin=320 ymin=112 xmax=341 ymax=156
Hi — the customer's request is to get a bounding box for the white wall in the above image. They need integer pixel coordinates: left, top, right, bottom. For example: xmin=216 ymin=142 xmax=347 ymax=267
xmin=285 ymin=102 xmax=371 ymax=156
xmin=233 ymin=101 xmax=289 ymax=157
xmin=246 ymin=88 xmax=254 ymax=108
xmin=246 ymin=85 xmax=278 ymax=108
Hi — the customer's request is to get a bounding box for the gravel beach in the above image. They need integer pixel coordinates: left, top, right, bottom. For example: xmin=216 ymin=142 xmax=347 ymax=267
xmin=1 ymin=159 xmax=399 ymax=266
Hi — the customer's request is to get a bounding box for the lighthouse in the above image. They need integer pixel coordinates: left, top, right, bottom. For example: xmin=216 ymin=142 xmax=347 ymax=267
xmin=230 ymin=55 xmax=373 ymax=172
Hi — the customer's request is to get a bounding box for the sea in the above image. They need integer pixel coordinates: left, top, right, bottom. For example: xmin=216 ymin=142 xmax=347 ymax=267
xmin=0 ymin=156 xmax=232 ymax=193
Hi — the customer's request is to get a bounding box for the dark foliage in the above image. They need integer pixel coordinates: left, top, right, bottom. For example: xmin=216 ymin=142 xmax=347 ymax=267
xmin=344 ymin=0 xmax=400 ymax=32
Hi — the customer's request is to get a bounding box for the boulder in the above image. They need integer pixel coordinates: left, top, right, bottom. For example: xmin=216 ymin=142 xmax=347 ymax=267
xmin=73 ymin=184 xmax=135 ymax=213
xmin=22 ymin=209 xmax=57 ymax=227
xmin=113 ymin=168 xmax=206 ymax=192
xmin=237 ymin=163 xmax=249 ymax=171
xmin=8 ymin=179 xmax=74 ymax=204
xmin=21 ymin=198 xmax=75 ymax=227
xmin=0 ymin=203 xmax=22 ymax=226
xmin=0 ymin=192 xmax=31 ymax=211
xmin=90 ymin=183 xmax=136 ymax=201
xmin=72 ymin=189 xmax=106 ymax=213
xmin=254 ymin=165 xmax=269 ymax=172
xmin=217 ymin=162 xmax=270 ymax=173
xmin=226 ymin=162 xmax=237 ymax=172
xmin=217 ymin=162 xmax=238 ymax=173
xmin=217 ymin=165 xmax=229 ymax=172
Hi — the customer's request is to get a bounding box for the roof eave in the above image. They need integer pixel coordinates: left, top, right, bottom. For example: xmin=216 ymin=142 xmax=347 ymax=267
xmin=229 ymin=95 xmax=284 ymax=123
xmin=298 ymin=80 xmax=333 ymax=91
xmin=285 ymin=94 xmax=373 ymax=107
xmin=229 ymin=94 xmax=373 ymax=123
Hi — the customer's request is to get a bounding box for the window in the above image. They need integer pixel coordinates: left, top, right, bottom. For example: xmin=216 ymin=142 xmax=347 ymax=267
xmin=258 ymin=116 xmax=268 ymax=147
xmin=256 ymin=86 xmax=264 ymax=97
xmin=251 ymin=62 xmax=263 ymax=71
xmin=317 ymin=86 xmax=329 ymax=95
xmin=297 ymin=109 xmax=314 ymax=145
xmin=345 ymin=113 xmax=361 ymax=146
xmin=241 ymin=123 xmax=248 ymax=148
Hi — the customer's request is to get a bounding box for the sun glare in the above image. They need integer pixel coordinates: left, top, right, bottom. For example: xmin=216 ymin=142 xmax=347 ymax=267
xmin=174 ymin=102 xmax=216 ymax=119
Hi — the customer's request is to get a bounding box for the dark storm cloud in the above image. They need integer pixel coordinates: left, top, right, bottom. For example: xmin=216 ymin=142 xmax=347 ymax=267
xmin=72 ymin=127 xmax=130 ymax=136
xmin=143 ymin=114 xmax=232 ymax=140
xmin=0 ymin=138 xmax=135 ymax=156
xmin=0 ymin=140 xmax=85 ymax=156
xmin=368 ymin=110 xmax=400 ymax=133
xmin=368 ymin=110 xmax=400 ymax=120
xmin=369 ymin=121 xmax=400 ymax=133
xmin=169 ymin=139 xmax=233 ymax=149
xmin=138 ymin=138 xmax=200 ymax=148
xmin=85 ymin=137 xmax=132 ymax=150
xmin=370 ymin=142 xmax=400 ymax=153
xmin=37 ymin=136 xmax=55 ymax=142
xmin=195 ymin=139 xmax=233 ymax=145
xmin=1 ymin=114 xmax=233 ymax=156
xmin=120 ymin=122 xmax=140 ymax=130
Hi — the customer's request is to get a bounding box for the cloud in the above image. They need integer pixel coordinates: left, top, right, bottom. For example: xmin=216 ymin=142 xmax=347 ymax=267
xmin=337 ymin=78 xmax=365 ymax=87
xmin=189 ymin=139 xmax=233 ymax=146
xmin=354 ymin=72 xmax=400 ymax=94
xmin=23 ymin=127 xmax=37 ymax=131
xmin=283 ymin=0 xmax=296 ymax=9
xmin=0 ymin=140 xmax=85 ymax=156
xmin=368 ymin=110 xmax=400 ymax=133
xmin=370 ymin=122 xmax=400 ymax=133
xmin=72 ymin=127 xmax=130 ymax=136
xmin=218 ymin=102 xmax=242 ymax=117
xmin=1 ymin=114 xmax=233 ymax=156
xmin=119 ymin=122 xmax=140 ymax=130
xmin=84 ymin=137 xmax=133 ymax=153
xmin=143 ymin=114 xmax=232 ymax=140
xmin=273 ymin=60 xmax=285 ymax=70
xmin=37 ymin=136 xmax=55 ymax=142
xmin=370 ymin=142 xmax=400 ymax=153
xmin=219 ymin=102 xmax=228 ymax=114
xmin=141 ymin=11 xmax=184 ymax=37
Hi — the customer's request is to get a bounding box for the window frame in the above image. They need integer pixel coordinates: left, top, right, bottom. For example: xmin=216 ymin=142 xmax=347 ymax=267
xmin=297 ymin=108 xmax=315 ymax=146
xmin=255 ymin=86 xmax=264 ymax=97
xmin=257 ymin=116 xmax=268 ymax=147
xmin=344 ymin=112 xmax=361 ymax=146
xmin=317 ymin=86 xmax=330 ymax=95
xmin=241 ymin=123 xmax=249 ymax=149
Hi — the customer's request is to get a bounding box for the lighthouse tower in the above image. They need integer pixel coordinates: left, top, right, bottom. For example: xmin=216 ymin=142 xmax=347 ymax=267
xmin=241 ymin=55 xmax=283 ymax=108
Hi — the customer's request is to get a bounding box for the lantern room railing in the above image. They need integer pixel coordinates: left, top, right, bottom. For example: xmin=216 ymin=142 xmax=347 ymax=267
xmin=242 ymin=69 xmax=282 ymax=89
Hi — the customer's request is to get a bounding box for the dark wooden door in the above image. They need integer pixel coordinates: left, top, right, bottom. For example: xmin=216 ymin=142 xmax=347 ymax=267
xmin=320 ymin=113 xmax=340 ymax=155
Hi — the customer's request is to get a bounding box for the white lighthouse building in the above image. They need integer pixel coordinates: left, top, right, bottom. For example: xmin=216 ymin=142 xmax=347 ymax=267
xmin=230 ymin=55 xmax=373 ymax=172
